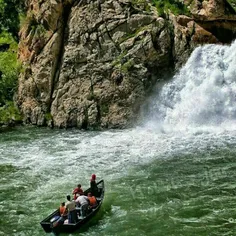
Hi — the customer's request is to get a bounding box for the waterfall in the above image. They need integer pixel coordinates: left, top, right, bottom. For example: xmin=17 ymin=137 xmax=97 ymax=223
xmin=146 ymin=40 xmax=236 ymax=131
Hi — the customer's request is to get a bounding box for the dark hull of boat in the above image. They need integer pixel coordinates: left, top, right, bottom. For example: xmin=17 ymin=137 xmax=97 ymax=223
xmin=40 ymin=180 xmax=104 ymax=234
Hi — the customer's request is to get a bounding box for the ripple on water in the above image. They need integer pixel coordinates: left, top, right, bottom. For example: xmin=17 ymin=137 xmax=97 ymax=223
xmin=1 ymin=127 xmax=236 ymax=235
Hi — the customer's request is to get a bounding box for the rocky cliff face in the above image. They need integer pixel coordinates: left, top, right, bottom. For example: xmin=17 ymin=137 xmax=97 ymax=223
xmin=17 ymin=0 xmax=236 ymax=129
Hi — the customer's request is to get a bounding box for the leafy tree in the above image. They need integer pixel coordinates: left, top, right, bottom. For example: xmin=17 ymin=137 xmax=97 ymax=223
xmin=0 ymin=31 xmax=19 ymax=106
xmin=0 ymin=0 xmax=25 ymax=111
xmin=0 ymin=0 xmax=25 ymax=40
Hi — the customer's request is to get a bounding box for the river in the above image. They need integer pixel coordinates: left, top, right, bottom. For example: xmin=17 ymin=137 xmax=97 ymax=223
xmin=0 ymin=41 xmax=236 ymax=235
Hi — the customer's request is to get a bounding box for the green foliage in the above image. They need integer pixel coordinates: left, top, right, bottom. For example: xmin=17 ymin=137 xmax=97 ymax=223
xmin=228 ymin=0 xmax=236 ymax=11
xmin=45 ymin=113 xmax=52 ymax=122
xmin=121 ymin=59 xmax=135 ymax=72
xmin=100 ymin=103 xmax=109 ymax=115
xmin=0 ymin=0 xmax=26 ymax=40
xmin=87 ymin=92 xmax=96 ymax=101
xmin=0 ymin=1 xmax=24 ymax=125
xmin=0 ymin=101 xmax=22 ymax=124
xmin=33 ymin=24 xmax=47 ymax=39
xmin=112 ymin=50 xmax=128 ymax=67
xmin=152 ymin=0 xmax=190 ymax=17
xmin=0 ymin=31 xmax=20 ymax=106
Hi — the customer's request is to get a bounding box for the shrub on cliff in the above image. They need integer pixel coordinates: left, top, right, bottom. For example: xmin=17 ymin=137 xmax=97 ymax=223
xmin=152 ymin=0 xmax=190 ymax=16
xmin=0 ymin=101 xmax=22 ymax=125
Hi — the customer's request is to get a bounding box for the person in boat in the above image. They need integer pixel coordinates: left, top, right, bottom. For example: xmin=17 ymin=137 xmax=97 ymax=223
xmin=64 ymin=195 xmax=78 ymax=223
xmin=87 ymin=192 xmax=97 ymax=208
xmin=51 ymin=202 xmax=67 ymax=229
xmin=72 ymin=184 xmax=84 ymax=200
xmin=90 ymin=174 xmax=99 ymax=197
xmin=59 ymin=202 xmax=66 ymax=216
xmin=75 ymin=193 xmax=89 ymax=218
xmin=52 ymin=202 xmax=67 ymax=228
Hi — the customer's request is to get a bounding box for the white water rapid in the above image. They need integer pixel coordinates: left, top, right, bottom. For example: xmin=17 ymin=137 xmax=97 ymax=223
xmin=146 ymin=40 xmax=236 ymax=132
xmin=1 ymin=41 xmax=236 ymax=236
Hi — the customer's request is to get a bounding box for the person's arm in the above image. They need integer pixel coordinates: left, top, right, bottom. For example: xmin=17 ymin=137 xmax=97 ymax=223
xmin=72 ymin=188 xmax=77 ymax=194
xmin=75 ymin=198 xmax=81 ymax=206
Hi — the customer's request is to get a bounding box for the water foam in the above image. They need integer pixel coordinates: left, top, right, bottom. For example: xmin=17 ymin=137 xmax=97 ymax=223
xmin=146 ymin=40 xmax=236 ymax=132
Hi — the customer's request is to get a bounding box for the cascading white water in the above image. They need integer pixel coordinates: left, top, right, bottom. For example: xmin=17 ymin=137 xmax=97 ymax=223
xmin=146 ymin=40 xmax=236 ymax=131
xmin=1 ymin=42 xmax=236 ymax=236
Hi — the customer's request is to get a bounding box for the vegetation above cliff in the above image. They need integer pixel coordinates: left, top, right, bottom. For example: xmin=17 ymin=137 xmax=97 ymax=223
xmin=152 ymin=0 xmax=190 ymax=16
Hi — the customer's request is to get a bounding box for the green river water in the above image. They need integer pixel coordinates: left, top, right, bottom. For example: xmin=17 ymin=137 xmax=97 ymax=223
xmin=1 ymin=127 xmax=236 ymax=236
xmin=1 ymin=40 xmax=236 ymax=236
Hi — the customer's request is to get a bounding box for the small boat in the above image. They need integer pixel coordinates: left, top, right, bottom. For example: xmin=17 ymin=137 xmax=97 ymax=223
xmin=40 ymin=180 xmax=105 ymax=234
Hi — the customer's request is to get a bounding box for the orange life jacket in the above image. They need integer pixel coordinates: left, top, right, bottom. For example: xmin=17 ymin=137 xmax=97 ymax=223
xmin=59 ymin=206 xmax=66 ymax=215
xmin=88 ymin=196 xmax=97 ymax=206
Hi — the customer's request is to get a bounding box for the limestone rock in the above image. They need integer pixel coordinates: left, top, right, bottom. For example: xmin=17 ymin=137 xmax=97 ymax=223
xmin=189 ymin=0 xmax=236 ymax=20
xmin=17 ymin=0 xmax=236 ymax=129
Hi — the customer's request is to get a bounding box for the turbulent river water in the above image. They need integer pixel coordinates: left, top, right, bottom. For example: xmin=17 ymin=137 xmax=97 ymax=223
xmin=1 ymin=41 xmax=236 ymax=236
